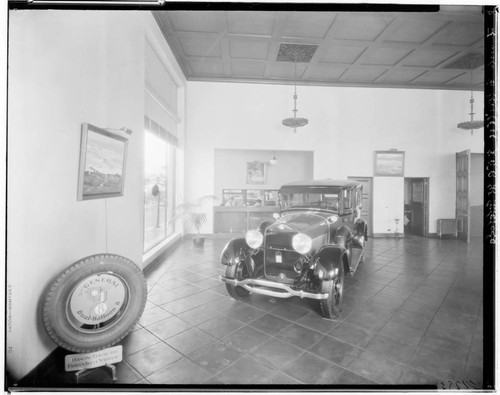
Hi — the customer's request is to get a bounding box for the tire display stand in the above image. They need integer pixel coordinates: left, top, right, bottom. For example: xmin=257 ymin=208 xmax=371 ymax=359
xmin=41 ymin=254 xmax=148 ymax=383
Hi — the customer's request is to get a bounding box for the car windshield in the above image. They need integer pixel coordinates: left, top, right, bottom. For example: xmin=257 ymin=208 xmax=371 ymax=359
xmin=280 ymin=192 xmax=339 ymax=212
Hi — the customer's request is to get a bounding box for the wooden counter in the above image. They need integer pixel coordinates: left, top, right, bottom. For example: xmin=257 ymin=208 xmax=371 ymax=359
xmin=213 ymin=206 xmax=278 ymax=233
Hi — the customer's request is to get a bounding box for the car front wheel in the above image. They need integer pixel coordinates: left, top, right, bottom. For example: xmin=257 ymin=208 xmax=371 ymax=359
xmin=225 ymin=262 xmax=250 ymax=299
xmin=319 ymin=264 xmax=344 ymax=319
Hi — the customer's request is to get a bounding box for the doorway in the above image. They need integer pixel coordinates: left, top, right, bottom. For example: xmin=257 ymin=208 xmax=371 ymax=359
xmin=404 ymin=178 xmax=429 ymax=237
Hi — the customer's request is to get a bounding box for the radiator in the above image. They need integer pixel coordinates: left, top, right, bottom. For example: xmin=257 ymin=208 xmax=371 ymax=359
xmin=437 ymin=219 xmax=458 ymax=238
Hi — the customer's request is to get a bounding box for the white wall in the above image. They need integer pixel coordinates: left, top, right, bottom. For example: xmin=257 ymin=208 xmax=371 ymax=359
xmin=185 ymin=81 xmax=483 ymax=235
xmin=7 ymin=10 xmax=152 ymax=381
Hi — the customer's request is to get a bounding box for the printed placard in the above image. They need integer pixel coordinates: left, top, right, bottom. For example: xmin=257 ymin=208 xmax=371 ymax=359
xmin=64 ymin=345 xmax=122 ymax=372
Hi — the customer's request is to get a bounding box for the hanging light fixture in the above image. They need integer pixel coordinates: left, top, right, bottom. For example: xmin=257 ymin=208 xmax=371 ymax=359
xmin=457 ymin=66 xmax=483 ymax=135
xmin=282 ymin=60 xmax=308 ymax=133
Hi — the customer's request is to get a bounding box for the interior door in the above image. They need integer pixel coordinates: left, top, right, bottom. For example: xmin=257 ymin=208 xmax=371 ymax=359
xmin=409 ymin=179 xmax=429 ymax=237
xmin=456 ymin=150 xmax=470 ymax=243
xmin=348 ymin=177 xmax=372 ymax=237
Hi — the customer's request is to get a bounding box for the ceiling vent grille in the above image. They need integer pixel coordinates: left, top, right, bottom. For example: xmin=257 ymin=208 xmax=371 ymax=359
xmin=276 ymin=43 xmax=318 ymax=63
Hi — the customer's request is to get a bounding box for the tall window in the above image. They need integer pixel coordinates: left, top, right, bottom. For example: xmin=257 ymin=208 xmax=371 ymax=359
xmin=144 ymin=40 xmax=179 ymax=253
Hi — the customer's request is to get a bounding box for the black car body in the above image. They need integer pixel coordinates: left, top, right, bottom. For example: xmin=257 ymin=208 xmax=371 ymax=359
xmin=219 ymin=179 xmax=368 ymax=318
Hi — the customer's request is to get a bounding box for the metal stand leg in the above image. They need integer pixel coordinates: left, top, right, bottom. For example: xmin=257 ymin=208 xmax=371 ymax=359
xmin=74 ymin=364 xmax=117 ymax=383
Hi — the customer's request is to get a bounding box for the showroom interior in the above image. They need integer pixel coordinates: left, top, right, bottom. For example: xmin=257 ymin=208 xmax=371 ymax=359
xmin=6 ymin=4 xmax=493 ymax=389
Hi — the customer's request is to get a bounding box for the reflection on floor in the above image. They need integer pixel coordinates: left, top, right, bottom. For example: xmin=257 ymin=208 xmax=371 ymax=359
xmin=24 ymin=236 xmax=486 ymax=388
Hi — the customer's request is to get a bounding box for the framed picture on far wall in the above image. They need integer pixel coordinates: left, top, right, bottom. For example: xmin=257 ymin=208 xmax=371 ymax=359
xmin=77 ymin=123 xmax=129 ymax=200
xmin=374 ymin=150 xmax=405 ymax=177
xmin=246 ymin=161 xmax=266 ymax=184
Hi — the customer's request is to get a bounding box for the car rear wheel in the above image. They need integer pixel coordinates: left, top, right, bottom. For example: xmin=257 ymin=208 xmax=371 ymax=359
xmin=319 ymin=264 xmax=344 ymax=319
xmin=225 ymin=262 xmax=250 ymax=299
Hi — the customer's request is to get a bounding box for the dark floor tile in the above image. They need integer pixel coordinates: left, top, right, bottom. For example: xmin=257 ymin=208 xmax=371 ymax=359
xmin=282 ymin=352 xmax=344 ymax=384
xmin=343 ymin=308 xmax=391 ymax=333
xmin=204 ymin=296 xmax=242 ymax=314
xmin=410 ymin=345 xmax=466 ymax=380
xmin=378 ymin=319 xmax=425 ymax=345
xmin=270 ymin=301 xmax=311 ymax=321
xmin=120 ymin=328 xmax=161 ymax=356
xmin=350 ymin=350 xmax=406 ymax=384
xmin=365 ymin=333 xmax=416 ymax=364
xmin=188 ymin=341 xmax=241 ymax=375
xmin=165 ymin=327 xmax=216 ymax=355
xmin=170 ymin=284 xmax=204 ymax=297
xmin=308 ymin=335 xmax=363 ymax=369
xmin=296 ymin=311 xmax=340 ymax=334
xmin=328 ymin=322 xmax=376 ymax=348
xmin=268 ymin=371 xmax=302 ymax=384
xmin=125 ymin=342 xmax=182 ymax=377
xmin=197 ymin=315 xmax=244 ymax=339
xmin=276 ymin=323 xmax=323 ymax=350
xmin=391 ymin=308 xmax=433 ymax=331
xmin=158 ymin=277 xmax=190 ymax=290
xmin=221 ymin=325 xmax=271 ymax=352
xmin=115 ymin=361 xmax=143 ymax=384
xmin=138 ymin=306 xmax=172 ymax=326
xmin=147 ymin=290 xmax=182 ymax=305
xmin=336 ymin=368 xmax=378 ymax=385
xmin=230 ymin=303 xmax=266 ymax=324
xmin=214 ymin=355 xmax=276 ymax=384
xmin=252 ymin=338 xmax=304 ymax=369
xmin=146 ymin=315 xmax=192 ymax=340
xmin=177 ymin=305 xmax=220 ymax=326
xmin=147 ymin=357 xmax=212 ymax=384
xmin=183 ymin=289 xmax=223 ymax=306
xmin=248 ymin=313 xmax=292 ymax=335
xmin=160 ymin=298 xmax=199 ymax=315
xmin=398 ymin=366 xmax=441 ymax=387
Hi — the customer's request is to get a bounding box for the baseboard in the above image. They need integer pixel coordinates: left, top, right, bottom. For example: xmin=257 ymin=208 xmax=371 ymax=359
xmin=372 ymin=233 xmax=406 ymax=238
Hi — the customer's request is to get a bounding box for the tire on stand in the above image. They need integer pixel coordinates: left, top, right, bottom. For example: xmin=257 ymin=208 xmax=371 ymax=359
xmin=41 ymin=254 xmax=148 ymax=353
xmin=225 ymin=262 xmax=250 ymax=300
xmin=319 ymin=262 xmax=344 ymax=319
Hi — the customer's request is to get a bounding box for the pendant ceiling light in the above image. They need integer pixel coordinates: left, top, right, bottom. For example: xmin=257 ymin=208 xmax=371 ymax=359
xmin=282 ymin=60 xmax=308 ymax=133
xmin=457 ymin=66 xmax=484 ymax=135
xmin=269 ymin=151 xmax=278 ymax=165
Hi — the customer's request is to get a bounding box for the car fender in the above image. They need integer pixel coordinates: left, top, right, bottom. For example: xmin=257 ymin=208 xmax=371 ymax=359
xmin=257 ymin=220 xmax=274 ymax=233
xmin=220 ymin=238 xmax=248 ymax=266
xmin=353 ymin=218 xmax=368 ymax=247
xmin=314 ymin=245 xmax=347 ymax=280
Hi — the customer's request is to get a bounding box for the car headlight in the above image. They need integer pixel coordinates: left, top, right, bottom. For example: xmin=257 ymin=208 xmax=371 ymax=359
xmin=245 ymin=229 xmax=263 ymax=249
xmin=292 ymin=233 xmax=312 ymax=255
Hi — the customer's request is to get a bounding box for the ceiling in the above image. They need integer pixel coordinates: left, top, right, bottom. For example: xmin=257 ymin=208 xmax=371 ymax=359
xmin=153 ymin=6 xmax=485 ymax=91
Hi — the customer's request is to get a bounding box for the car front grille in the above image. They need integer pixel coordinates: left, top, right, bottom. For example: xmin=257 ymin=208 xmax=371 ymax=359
xmin=264 ymin=232 xmax=295 ymax=249
xmin=264 ymin=248 xmax=301 ymax=284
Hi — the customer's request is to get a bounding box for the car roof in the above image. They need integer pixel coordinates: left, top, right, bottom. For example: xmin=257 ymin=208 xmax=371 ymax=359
xmin=279 ymin=179 xmax=361 ymax=191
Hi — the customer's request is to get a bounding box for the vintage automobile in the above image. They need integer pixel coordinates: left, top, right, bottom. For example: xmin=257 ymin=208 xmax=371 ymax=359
xmin=219 ymin=179 xmax=367 ymax=319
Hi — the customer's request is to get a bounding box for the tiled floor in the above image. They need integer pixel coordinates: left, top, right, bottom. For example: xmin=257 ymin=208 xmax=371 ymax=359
xmin=114 ymin=235 xmax=484 ymax=387
xmin=22 ymin=235 xmax=485 ymax=388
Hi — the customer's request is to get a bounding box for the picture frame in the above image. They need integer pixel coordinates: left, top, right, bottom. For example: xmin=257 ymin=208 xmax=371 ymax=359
xmin=374 ymin=150 xmax=405 ymax=177
xmin=77 ymin=123 xmax=129 ymax=200
xmin=246 ymin=161 xmax=266 ymax=184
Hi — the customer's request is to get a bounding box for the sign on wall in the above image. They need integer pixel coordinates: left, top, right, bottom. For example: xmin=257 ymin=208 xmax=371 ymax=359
xmin=374 ymin=150 xmax=405 ymax=177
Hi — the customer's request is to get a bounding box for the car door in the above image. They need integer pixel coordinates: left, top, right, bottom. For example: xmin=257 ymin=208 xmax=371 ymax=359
xmin=341 ymin=188 xmax=356 ymax=260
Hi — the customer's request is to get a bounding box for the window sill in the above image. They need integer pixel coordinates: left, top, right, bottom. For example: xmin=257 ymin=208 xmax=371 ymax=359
xmin=143 ymin=233 xmax=182 ymax=269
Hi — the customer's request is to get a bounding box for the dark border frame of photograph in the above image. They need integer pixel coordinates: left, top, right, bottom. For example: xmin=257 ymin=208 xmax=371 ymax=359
xmin=373 ymin=150 xmax=405 ymax=177
xmin=77 ymin=123 xmax=129 ymax=200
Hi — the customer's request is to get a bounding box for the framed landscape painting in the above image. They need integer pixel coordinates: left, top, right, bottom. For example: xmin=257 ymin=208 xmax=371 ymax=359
xmin=77 ymin=123 xmax=128 ymax=200
xmin=246 ymin=161 xmax=266 ymax=184
xmin=374 ymin=150 xmax=405 ymax=177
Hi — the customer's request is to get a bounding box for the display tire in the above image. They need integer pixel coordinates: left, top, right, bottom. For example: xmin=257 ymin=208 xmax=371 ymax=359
xmin=319 ymin=263 xmax=344 ymax=319
xmin=41 ymin=254 xmax=147 ymax=353
xmin=225 ymin=263 xmax=250 ymax=299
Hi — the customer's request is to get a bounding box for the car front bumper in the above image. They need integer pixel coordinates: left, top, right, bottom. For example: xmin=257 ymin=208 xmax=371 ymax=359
xmin=219 ymin=276 xmax=329 ymax=300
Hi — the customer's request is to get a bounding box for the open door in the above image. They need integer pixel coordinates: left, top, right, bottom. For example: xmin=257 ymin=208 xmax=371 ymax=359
xmin=456 ymin=149 xmax=470 ymax=243
xmin=404 ymin=178 xmax=429 ymax=237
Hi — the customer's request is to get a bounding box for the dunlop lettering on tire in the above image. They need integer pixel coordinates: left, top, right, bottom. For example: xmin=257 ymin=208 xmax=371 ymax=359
xmin=41 ymin=254 xmax=147 ymax=353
